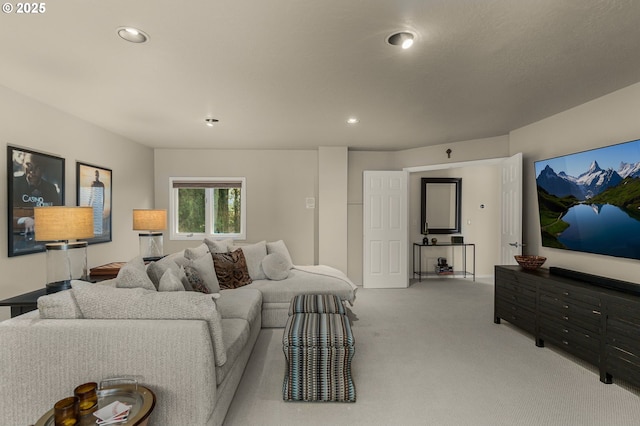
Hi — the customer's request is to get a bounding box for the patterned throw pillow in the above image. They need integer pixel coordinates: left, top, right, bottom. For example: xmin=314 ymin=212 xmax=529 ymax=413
xmin=184 ymin=265 xmax=210 ymax=294
xmin=212 ymin=249 xmax=253 ymax=289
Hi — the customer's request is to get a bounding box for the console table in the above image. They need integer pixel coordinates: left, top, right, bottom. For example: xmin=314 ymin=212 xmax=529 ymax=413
xmin=0 ymin=287 xmax=46 ymax=318
xmin=412 ymin=243 xmax=475 ymax=281
xmin=495 ymin=265 xmax=640 ymax=388
xmin=0 ymin=265 xmax=122 ymax=318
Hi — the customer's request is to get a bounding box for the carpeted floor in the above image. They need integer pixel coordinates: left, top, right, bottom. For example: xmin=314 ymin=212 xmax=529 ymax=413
xmin=224 ymin=278 xmax=640 ymax=426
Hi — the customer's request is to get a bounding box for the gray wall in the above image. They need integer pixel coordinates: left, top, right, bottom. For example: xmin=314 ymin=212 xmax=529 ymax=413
xmin=154 ymin=149 xmax=318 ymax=265
xmin=0 ymin=85 xmax=154 ymax=320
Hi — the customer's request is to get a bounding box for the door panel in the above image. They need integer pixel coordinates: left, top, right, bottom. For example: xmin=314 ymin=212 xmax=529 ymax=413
xmin=363 ymin=171 xmax=408 ymax=288
xmin=500 ymin=153 xmax=523 ymax=265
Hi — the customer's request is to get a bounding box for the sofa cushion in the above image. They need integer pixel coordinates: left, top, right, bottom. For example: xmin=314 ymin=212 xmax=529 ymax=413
xmin=146 ymin=259 xmax=180 ymax=289
xmin=215 ymin=318 xmax=250 ymax=385
xmin=37 ymin=289 xmax=82 ymax=319
xmin=204 ymin=238 xmax=232 ymax=254
xmin=184 ymin=265 xmax=210 ymax=294
xmin=216 ymin=288 xmax=262 ymax=325
xmin=184 ymin=252 xmax=220 ymax=294
xmin=212 ymin=249 xmax=253 ymax=289
xmin=184 ymin=243 xmax=210 ymax=260
xmin=266 ymin=240 xmax=294 ymax=269
xmin=71 ymin=285 xmax=228 ymax=366
xmin=158 ymin=269 xmax=186 ymax=292
xmin=115 ymin=257 xmax=156 ymax=291
xmin=231 ymin=241 xmax=267 ymax=280
xmin=261 ymin=253 xmax=290 ymax=281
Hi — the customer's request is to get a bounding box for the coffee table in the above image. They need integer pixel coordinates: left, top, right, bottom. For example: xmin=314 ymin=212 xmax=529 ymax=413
xmin=35 ymin=382 xmax=155 ymax=426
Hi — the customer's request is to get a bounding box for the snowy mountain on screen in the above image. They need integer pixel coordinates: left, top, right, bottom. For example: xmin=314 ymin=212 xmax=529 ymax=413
xmin=618 ymin=161 xmax=640 ymax=178
xmin=537 ymin=161 xmax=622 ymax=200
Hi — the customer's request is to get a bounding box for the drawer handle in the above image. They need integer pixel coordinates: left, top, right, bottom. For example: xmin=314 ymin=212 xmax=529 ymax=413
xmin=563 ymin=291 xmax=569 ymax=296
xmin=563 ymin=316 xmax=569 ymax=320
xmin=592 ymin=310 xmax=601 ymax=315
xmin=562 ymin=329 xmax=569 ymax=333
xmin=563 ymin=305 xmax=569 ymax=309
xmin=562 ymin=340 xmax=569 ymax=345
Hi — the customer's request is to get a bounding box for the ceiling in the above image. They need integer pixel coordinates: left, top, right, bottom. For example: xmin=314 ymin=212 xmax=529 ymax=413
xmin=2 ymin=1 xmax=640 ymax=151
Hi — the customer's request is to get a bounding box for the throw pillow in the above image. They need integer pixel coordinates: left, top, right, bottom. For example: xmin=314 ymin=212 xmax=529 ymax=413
xmin=184 ymin=243 xmax=210 ymax=260
xmin=183 ymin=265 xmax=210 ymax=294
xmin=212 ymin=249 xmax=253 ymax=289
xmin=204 ymin=238 xmax=232 ymax=254
xmin=71 ymin=285 xmax=227 ymax=366
xmin=230 ymin=241 xmax=267 ymax=280
xmin=266 ymin=240 xmax=294 ymax=269
xmin=185 ymin=254 xmax=220 ymax=293
xmin=146 ymin=259 xmax=180 ymax=290
xmin=158 ymin=269 xmax=186 ymax=292
xmin=115 ymin=257 xmax=156 ymax=291
xmin=261 ymin=253 xmax=290 ymax=281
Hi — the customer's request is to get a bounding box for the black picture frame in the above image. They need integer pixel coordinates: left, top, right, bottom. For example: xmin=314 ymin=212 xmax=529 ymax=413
xmin=7 ymin=145 xmax=65 ymax=257
xmin=76 ymin=161 xmax=112 ymax=244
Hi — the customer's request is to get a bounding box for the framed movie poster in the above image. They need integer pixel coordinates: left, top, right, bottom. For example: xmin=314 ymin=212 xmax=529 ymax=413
xmin=76 ymin=161 xmax=112 ymax=244
xmin=7 ymin=145 xmax=65 ymax=257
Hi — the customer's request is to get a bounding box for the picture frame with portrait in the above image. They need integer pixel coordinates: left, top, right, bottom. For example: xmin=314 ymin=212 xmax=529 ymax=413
xmin=76 ymin=161 xmax=112 ymax=244
xmin=7 ymin=145 xmax=65 ymax=257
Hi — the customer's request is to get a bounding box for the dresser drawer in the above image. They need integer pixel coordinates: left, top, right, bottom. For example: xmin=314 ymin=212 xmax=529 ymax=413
xmin=539 ymin=328 xmax=600 ymax=365
xmin=495 ymin=303 xmax=536 ymax=334
xmin=496 ymin=269 xmax=537 ymax=293
xmin=496 ymin=290 xmax=536 ymax=311
xmin=539 ymin=316 xmax=600 ymax=352
xmin=540 ymin=282 xmax=602 ymax=307
xmin=538 ymin=293 xmax=602 ymax=332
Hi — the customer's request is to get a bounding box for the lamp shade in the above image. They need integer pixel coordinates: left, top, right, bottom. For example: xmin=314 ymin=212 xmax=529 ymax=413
xmin=133 ymin=209 xmax=167 ymax=231
xmin=34 ymin=206 xmax=95 ymax=241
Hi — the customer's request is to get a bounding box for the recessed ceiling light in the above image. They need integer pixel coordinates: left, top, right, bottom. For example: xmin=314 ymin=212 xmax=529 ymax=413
xmin=386 ymin=31 xmax=415 ymax=49
xmin=347 ymin=117 xmax=359 ymax=124
xmin=205 ymin=118 xmax=219 ymax=127
xmin=117 ymin=26 xmax=149 ymax=43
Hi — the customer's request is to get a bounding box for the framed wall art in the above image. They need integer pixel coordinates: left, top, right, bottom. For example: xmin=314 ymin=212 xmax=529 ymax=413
xmin=7 ymin=145 xmax=65 ymax=257
xmin=76 ymin=161 xmax=112 ymax=244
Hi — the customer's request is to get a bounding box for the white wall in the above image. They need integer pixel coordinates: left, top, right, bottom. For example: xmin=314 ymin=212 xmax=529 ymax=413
xmin=347 ymin=137 xmax=509 ymax=285
xmin=408 ymin=165 xmax=500 ymax=277
xmin=318 ymin=147 xmax=348 ymax=272
xmin=154 ymin=149 xmax=318 ymax=265
xmin=0 ymin=85 xmax=154 ymax=320
xmin=510 ymin=81 xmax=640 ymax=283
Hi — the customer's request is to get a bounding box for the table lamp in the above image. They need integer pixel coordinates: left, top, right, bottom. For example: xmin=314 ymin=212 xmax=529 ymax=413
xmin=132 ymin=209 xmax=167 ymax=260
xmin=34 ymin=206 xmax=94 ymax=293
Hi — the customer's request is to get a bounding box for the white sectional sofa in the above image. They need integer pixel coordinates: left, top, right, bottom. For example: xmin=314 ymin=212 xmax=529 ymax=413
xmin=0 ymin=239 xmax=357 ymax=426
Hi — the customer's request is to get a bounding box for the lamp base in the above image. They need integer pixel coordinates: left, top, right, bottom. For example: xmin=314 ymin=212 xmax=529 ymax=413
xmin=139 ymin=232 xmax=163 ymax=258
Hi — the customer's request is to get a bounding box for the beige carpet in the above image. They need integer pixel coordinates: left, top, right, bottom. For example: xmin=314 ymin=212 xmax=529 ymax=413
xmin=224 ymin=277 xmax=640 ymax=426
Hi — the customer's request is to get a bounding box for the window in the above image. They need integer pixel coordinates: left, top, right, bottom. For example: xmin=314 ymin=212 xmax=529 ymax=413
xmin=170 ymin=177 xmax=246 ymax=240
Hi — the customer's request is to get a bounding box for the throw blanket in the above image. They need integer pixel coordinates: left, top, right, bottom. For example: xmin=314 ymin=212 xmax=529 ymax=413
xmin=292 ymin=265 xmax=358 ymax=305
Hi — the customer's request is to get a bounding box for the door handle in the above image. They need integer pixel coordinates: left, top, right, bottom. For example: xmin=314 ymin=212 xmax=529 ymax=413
xmin=508 ymin=242 xmax=527 ymax=248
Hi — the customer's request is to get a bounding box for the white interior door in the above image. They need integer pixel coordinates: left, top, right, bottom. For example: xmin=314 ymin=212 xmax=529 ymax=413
xmin=363 ymin=171 xmax=408 ymax=288
xmin=500 ymin=152 xmax=523 ymax=265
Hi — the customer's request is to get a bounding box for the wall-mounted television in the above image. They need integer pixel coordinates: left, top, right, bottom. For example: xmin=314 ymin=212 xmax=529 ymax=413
xmin=534 ymin=138 xmax=640 ymax=261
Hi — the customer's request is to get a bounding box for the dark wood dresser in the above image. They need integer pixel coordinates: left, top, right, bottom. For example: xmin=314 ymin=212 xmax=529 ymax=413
xmin=495 ymin=265 xmax=640 ymax=387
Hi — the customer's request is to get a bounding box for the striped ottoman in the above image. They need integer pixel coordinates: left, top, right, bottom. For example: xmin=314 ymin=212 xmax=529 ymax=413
xmin=283 ymin=312 xmax=356 ymax=402
xmin=288 ymin=293 xmax=346 ymax=316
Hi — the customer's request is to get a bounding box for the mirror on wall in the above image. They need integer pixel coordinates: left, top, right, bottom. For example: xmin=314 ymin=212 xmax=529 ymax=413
xmin=421 ymin=177 xmax=462 ymax=234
